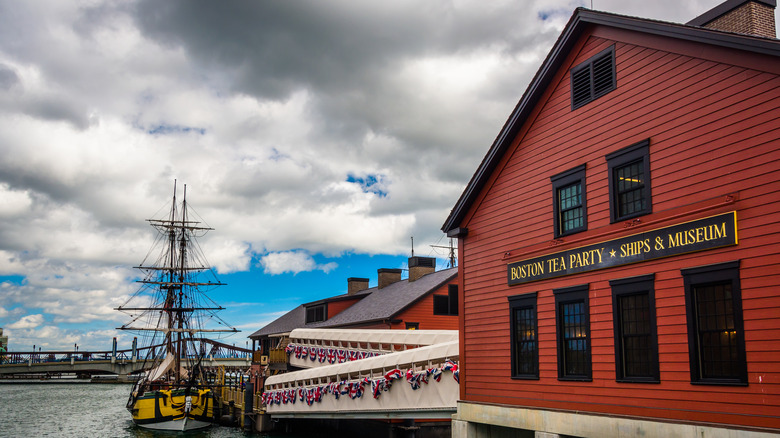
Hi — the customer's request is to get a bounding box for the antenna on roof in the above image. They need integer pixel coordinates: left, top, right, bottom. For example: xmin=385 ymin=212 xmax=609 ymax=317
xmin=411 ymin=236 xmax=414 ymax=257
xmin=431 ymin=238 xmax=458 ymax=268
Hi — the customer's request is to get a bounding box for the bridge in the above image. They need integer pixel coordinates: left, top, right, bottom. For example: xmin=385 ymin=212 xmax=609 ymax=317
xmin=262 ymin=329 xmax=460 ymax=420
xmin=0 ymin=338 xmax=251 ymax=379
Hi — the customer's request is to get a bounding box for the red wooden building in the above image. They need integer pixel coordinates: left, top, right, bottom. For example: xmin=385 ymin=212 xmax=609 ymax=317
xmin=248 ymin=255 xmax=458 ymax=368
xmin=442 ymin=1 xmax=780 ymax=436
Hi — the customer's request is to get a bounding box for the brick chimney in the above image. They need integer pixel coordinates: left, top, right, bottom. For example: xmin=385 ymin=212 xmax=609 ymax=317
xmin=687 ymin=0 xmax=777 ymax=38
xmin=347 ymin=277 xmax=369 ymax=295
xmin=408 ymin=256 xmax=436 ymax=282
xmin=377 ymin=268 xmax=402 ymax=289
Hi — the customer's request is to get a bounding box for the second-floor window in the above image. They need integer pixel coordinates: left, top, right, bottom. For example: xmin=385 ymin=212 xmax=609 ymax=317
xmin=551 ymin=165 xmax=587 ymax=237
xmin=433 ymin=284 xmax=459 ymax=316
xmin=305 ymin=304 xmax=326 ymax=323
xmin=607 ymin=139 xmax=651 ymax=222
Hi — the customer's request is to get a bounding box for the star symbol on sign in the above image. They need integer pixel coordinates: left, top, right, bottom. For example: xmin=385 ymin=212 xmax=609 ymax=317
xmin=610 ymin=249 xmax=616 ymax=257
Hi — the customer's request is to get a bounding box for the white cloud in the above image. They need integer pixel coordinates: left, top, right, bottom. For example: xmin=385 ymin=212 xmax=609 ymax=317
xmin=7 ymin=314 xmax=44 ymax=329
xmin=260 ymin=251 xmax=338 ymax=275
xmin=0 ymin=0 xmax=761 ymax=350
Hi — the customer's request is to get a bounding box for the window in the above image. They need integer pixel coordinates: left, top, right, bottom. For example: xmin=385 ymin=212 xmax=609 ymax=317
xmin=682 ymin=261 xmax=747 ymax=385
xmin=551 ymin=165 xmax=587 ymax=237
xmin=433 ymin=284 xmax=459 ymax=315
xmin=610 ymin=274 xmax=660 ymax=383
xmin=606 ymin=139 xmax=651 ymax=222
xmin=555 ymin=285 xmax=591 ymax=381
xmin=405 ymin=322 xmax=419 ymax=330
xmin=305 ymin=304 xmax=326 ymax=323
xmin=571 ymin=46 xmax=616 ymax=109
xmin=508 ymin=292 xmax=538 ymax=379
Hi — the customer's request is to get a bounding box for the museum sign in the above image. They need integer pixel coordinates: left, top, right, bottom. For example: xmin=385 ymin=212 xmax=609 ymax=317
xmin=507 ymin=211 xmax=738 ymax=285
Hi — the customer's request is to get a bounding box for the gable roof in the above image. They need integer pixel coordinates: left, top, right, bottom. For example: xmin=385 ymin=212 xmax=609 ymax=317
xmin=249 ymin=304 xmax=306 ymax=338
xmin=248 ymin=267 xmax=457 ymax=338
xmin=311 ymin=267 xmax=457 ymax=328
xmin=441 ymin=7 xmax=780 ymax=235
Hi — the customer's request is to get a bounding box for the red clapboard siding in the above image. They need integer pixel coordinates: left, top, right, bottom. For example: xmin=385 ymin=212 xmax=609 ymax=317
xmin=390 ymin=281 xmax=459 ymax=330
xmin=456 ymin=28 xmax=780 ymax=432
xmin=327 ymin=297 xmax=362 ymax=319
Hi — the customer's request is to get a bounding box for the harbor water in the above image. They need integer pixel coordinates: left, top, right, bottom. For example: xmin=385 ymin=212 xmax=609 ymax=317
xmin=0 ymin=382 xmax=294 ymax=438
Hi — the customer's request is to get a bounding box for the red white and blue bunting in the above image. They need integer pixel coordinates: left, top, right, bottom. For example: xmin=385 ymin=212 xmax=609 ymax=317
xmin=285 ymin=343 xmax=382 ymax=364
xmin=262 ymin=359 xmax=460 ymax=407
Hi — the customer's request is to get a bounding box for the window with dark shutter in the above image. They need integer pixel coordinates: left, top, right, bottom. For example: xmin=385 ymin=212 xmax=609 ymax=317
xmin=305 ymin=304 xmax=326 ymax=323
xmin=610 ymin=274 xmax=660 ymax=383
xmin=554 ymin=285 xmax=591 ymax=381
xmin=606 ymin=139 xmax=652 ymax=223
xmin=682 ymin=261 xmax=747 ymax=385
xmin=571 ymin=46 xmax=616 ymax=110
xmin=551 ymin=164 xmax=587 ymax=237
xmin=509 ymin=292 xmax=539 ymax=379
xmin=433 ymin=285 xmax=458 ymax=316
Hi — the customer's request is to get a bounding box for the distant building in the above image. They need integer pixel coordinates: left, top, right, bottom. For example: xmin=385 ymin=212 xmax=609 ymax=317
xmin=442 ymin=1 xmax=780 ymax=436
xmin=247 ymin=256 xmax=458 ymax=391
xmin=0 ymin=328 xmax=7 ymax=351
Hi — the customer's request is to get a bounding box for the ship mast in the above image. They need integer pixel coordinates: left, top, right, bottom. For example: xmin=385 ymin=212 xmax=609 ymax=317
xmin=116 ymin=181 xmax=239 ymax=386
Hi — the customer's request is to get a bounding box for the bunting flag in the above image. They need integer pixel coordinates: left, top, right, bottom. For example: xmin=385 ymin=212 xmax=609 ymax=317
xmin=264 ymin=360 xmax=461 ymax=409
xmin=429 ymin=367 xmax=443 ymax=382
xmin=443 ymin=359 xmax=459 ymax=383
xmin=371 ymin=379 xmax=385 ymax=399
xmin=406 ymin=368 xmax=424 ymax=390
xmin=286 ymin=343 xmax=389 ymax=363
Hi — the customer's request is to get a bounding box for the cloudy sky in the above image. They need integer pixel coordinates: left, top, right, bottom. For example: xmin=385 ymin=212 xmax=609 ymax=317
xmin=0 ymin=0 xmax=766 ymax=352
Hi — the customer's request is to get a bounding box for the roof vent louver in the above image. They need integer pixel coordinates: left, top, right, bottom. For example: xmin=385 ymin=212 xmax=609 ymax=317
xmin=571 ymin=46 xmax=615 ymax=110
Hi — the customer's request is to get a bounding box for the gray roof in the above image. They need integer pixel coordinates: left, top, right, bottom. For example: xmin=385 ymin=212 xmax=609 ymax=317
xmin=248 ymin=304 xmax=305 ymax=338
xmin=311 ymin=267 xmax=457 ymax=328
xmin=248 ymin=267 xmax=457 ymax=338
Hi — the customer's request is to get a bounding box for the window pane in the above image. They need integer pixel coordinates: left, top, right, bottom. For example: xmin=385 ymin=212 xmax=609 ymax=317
xmin=616 ymin=161 xmax=645 ymax=217
xmin=559 ymin=182 xmax=583 ymax=233
xmin=514 ymin=307 xmax=537 ymax=376
xmin=433 ymin=295 xmax=449 ymax=315
xmin=561 ymin=301 xmax=589 ymax=377
xmin=695 ymin=283 xmax=741 ymax=379
xmin=618 ymin=293 xmax=653 ymax=378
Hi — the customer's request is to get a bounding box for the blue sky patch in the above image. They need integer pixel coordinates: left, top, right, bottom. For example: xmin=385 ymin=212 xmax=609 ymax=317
xmin=147 ymin=124 xmax=206 ymax=136
xmin=346 ymin=173 xmax=388 ymax=197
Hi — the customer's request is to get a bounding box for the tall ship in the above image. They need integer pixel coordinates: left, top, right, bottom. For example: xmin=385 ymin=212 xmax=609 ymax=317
xmin=116 ymin=182 xmax=238 ymax=431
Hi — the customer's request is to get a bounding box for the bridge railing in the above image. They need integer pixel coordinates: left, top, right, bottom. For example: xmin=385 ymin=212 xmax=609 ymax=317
xmin=0 ymin=338 xmax=252 ymax=366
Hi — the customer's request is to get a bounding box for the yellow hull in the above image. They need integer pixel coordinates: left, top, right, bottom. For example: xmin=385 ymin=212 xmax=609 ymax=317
xmin=130 ymin=388 xmax=215 ymax=431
